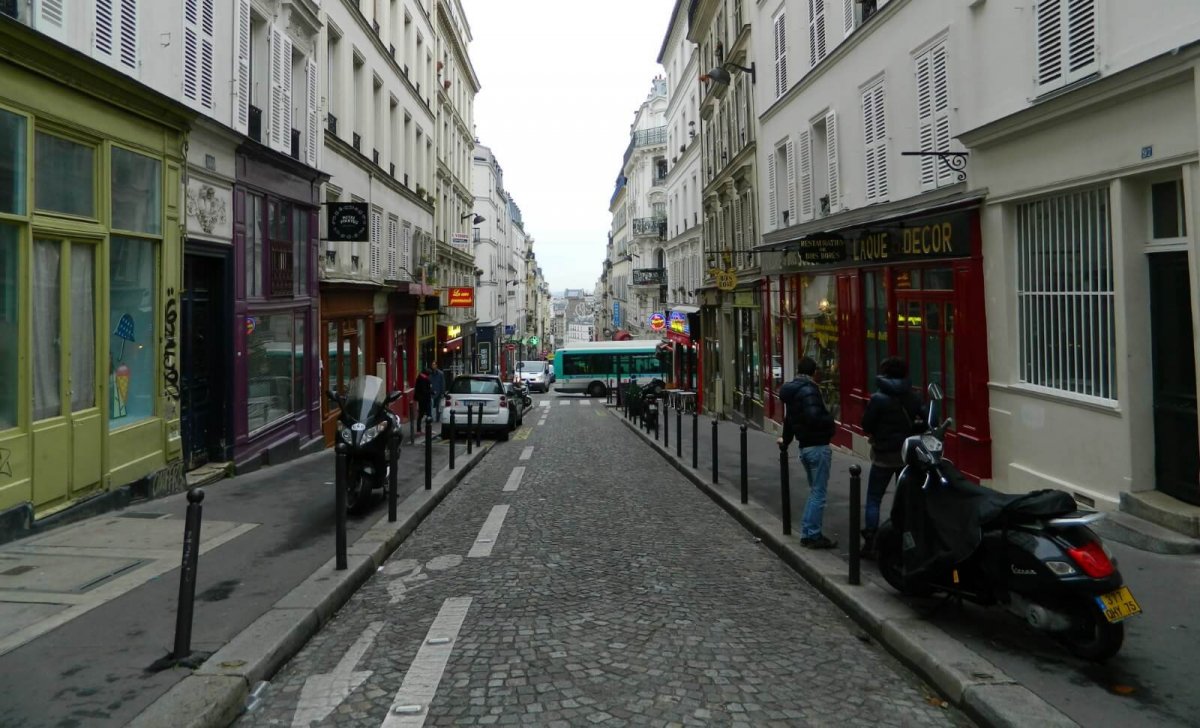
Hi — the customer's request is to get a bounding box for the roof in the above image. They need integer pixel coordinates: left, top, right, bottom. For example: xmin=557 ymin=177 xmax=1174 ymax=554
xmin=557 ymin=340 xmax=664 ymax=353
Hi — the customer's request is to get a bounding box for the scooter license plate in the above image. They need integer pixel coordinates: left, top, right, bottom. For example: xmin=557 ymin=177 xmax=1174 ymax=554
xmin=1096 ymin=586 xmax=1142 ymax=623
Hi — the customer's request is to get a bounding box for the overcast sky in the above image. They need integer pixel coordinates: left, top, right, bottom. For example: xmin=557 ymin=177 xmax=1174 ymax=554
xmin=461 ymin=0 xmax=677 ymax=295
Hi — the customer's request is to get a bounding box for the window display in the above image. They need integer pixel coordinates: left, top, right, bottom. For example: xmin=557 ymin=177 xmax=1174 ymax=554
xmin=801 ymin=275 xmax=839 ymax=421
xmin=247 ymin=312 xmax=297 ymax=432
xmin=111 ymin=147 xmax=161 ymax=234
xmin=0 ymin=225 xmax=18 ymax=428
xmin=32 ymin=240 xmax=61 ymax=421
xmin=0 ymin=109 xmax=26 ymax=215
xmin=35 ymin=133 xmax=94 ymax=217
xmin=109 ymin=236 xmax=156 ymax=428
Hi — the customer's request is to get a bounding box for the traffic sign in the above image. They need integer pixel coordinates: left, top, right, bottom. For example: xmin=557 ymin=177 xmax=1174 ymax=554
xmin=505 ymin=343 xmax=517 ymax=351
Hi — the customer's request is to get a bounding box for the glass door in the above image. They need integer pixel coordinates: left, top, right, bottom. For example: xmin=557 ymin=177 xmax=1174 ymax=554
xmin=894 ymin=268 xmax=956 ymax=427
xmin=1149 ymin=251 xmax=1199 ymax=504
xmin=31 ymin=238 xmax=100 ymax=509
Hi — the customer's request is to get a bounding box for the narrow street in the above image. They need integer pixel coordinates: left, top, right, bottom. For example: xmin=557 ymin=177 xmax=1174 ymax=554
xmin=238 ymin=394 xmax=970 ymax=727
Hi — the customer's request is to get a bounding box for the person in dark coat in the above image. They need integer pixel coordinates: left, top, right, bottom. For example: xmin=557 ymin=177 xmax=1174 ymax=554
xmin=414 ymin=368 xmax=432 ymax=432
xmin=860 ymin=357 xmax=926 ymax=553
xmin=775 ymin=357 xmax=837 ymax=549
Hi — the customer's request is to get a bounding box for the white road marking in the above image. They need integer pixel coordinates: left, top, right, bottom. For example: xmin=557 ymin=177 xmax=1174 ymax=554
xmin=537 ymin=418 xmax=547 ymax=427
xmin=579 ymin=399 xmax=591 ymax=406
xmin=559 ymin=400 xmax=570 ymax=406
xmin=292 ymin=621 xmax=384 ymax=727
xmin=467 ymin=506 xmax=509 ymax=558
xmin=539 ymin=400 xmax=551 ymax=408
xmin=519 ymin=447 xmax=534 ymax=461
xmin=380 ymin=597 xmax=473 ymax=727
xmin=503 ymin=466 xmax=526 ymax=492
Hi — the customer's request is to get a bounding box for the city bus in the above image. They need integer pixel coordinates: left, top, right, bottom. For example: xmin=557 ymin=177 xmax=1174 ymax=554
xmin=553 ymin=340 xmax=667 ymax=397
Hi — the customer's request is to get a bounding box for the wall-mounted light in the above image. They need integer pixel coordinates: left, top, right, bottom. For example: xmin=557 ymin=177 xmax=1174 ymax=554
xmin=460 ymin=213 xmax=485 ymax=224
xmin=702 ymin=62 xmax=756 ymax=86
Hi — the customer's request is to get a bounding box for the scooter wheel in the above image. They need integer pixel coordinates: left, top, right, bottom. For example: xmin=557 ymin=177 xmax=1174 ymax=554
xmin=1060 ymin=602 xmax=1124 ymax=661
xmin=345 ymin=468 xmax=369 ymax=514
xmin=876 ymin=524 xmax=934 ymax=597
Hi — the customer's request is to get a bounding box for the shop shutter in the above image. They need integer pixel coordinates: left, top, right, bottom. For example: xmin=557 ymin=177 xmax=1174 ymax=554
xmin=797 ymin=130 xmax=813 ymax=221
xmin=306 ymin=59 xmax=320 ymax=166
xmin=825 ymin=110 xmax=839 ymax=211
xmin=773 ymin=12 xmax=788 ymax=99
xmin=766 ymin=146 xmax=778 ymax=230
xmin=234 ymin=0 xmax=251 ymax=133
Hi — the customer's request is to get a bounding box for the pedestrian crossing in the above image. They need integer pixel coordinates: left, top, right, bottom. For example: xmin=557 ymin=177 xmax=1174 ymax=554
xmin=544 ymin=398 xmax=595 ymax=406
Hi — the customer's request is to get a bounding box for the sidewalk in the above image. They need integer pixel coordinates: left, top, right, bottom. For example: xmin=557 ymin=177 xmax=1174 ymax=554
xmin=0 ymin=432 xmax=493 ymax=728
xmin=618 ymin=405 xmax=1200 ymax=728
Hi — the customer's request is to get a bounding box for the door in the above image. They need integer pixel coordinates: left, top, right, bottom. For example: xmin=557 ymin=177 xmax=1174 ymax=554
xmin=181 ymin=254 xmax=228 ymax=469
xmin=893 ymin=267 xmax=956 ymax=426
xmin=321 ymin=319 xmax=362 ymax=445
xmin=31 ymin=238 xmax=101 ymax=510
xmin=1149 ymin=252 xmax=1200 ymax=505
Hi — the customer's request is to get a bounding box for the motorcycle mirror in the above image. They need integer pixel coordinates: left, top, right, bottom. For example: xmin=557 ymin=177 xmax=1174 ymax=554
xmin=385 ymin=390 xmax=403 ymax=404
xmin=927 ymin=383 xmax=944 ymax=401
xmin=326 ymin=389 xmax=339 ymax=404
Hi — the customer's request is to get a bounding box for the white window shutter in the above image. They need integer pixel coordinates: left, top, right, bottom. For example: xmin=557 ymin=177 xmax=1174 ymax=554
xmin=96 ymin=0 xmax=115 ymax=60
xmin=916 ymin=50 xmax=936 ymax=190
xmin=270 ymin=26 xmax=285 ymax=151
xmin=387 ymin=217 xmax=398 ymax=277
xmin=773 ymin=13 xmax=788 ymax=99
xmin=35 ymin=0 xmax=67 ymax=42
xmin=281 ymin=34 xmax=294 ymax=149
xmin=797 ymin=130 xmax=813 ymax=221
xmin=234 ymin=0 xmax=251 ymax=133
xmin=402 ymin=224 xmax=412 ymax=274
xmin=809 ymin=0 xmax=826 ymax=68
xmin=825 ymin=111 xmax=839 ymax=210
xmin=370 ymin=210 xmax=382 ymax=276
xmin=785 ymin=138 xmax=797 ymax=224
xmin=182 ymin=0 xmax=198 ymax=103
xmin=1065 ymin=0 xmax=1098 ymax=83
xmin=1035 ymin=0 xmax=1064 ymax=91
xmin=862 ymin=87 xmax=876 ymax=202
xmin=766 ymin=149 xmax=778 ymax=230
xmin=118 ymin=0 xmax=138 ymax=70
xmin=873 ymin=84 xmax=888 ymax=200
xmin=932 ymin=44 xmax=954 ymax=186
xmin=199 ymin=0 xmax=214 ymax=109
xmin=306 ymin=59 xmax=320 ymax=166
xmin=842 ymin=0 xmax=854 ymax=38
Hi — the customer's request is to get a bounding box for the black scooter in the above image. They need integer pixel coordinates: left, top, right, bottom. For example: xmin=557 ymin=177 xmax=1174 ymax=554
xmin=643 ymin=390 xmax=659 ymax=430
xmin=875 ymin=384 xmax=1141 ymax=661
xmin=327 ymin=375 xmax=402 ymax=513
xmin=511 ymin=378 xmax=533 ymax=409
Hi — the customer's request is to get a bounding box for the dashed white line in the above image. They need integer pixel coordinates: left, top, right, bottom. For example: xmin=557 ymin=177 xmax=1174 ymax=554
xmin=519 ymin=447 xmax=534 ymax=461
xmin=503 ymin=466 xmax=526 ymax=492
xmin=559 ymin=400 xmax=570 ymax=406
xmin=579 ymin=399 xmax=592 ymax=406
xmin=467 ymin=505 xmax=509 ymax=558
xmin=380 ymin=597 xmax=473 ymax=727
xmin=539 ymin=400 xmax=551 ymax=408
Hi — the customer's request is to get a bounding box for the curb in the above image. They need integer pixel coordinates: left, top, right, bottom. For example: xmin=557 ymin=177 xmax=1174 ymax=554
xmin=613 ymin=409 xmax=1078 ymax=728
xmin=127 ymin=442 xmax=495 ymax=728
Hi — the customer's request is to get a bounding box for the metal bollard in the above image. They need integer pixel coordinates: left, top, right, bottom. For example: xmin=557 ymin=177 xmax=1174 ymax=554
xmin=849 ymin=464 xmax=863 ymax=585
xmin=740 ymin=424 xmax=748 ymax=504
xmin=711 ymin=418 xmax=719 ymax=484
xmin=474 ymin=405 xmax=482 ymax=447
xmin=448 ymin=410 xmax=456 ymax=470
xmin=409 ymin=397 xmax=416 ymax=446
xmin=676 ymin=406 xmax=682 ymax=458
xmin=388 ymin=436 xmax=399 ymax=522
xmin=466 ymin=405 xmax=474 ymax=454
xmin=692 ymin=410 xmax=698 ymax=469
xmin=172 ymin=488 xmax=205 ymax=660
xmin=424 ymin=417 xmax=432 ymax=490
xmin=779 ymin=444 xmax=792 ymax=535
xmin=663 ymin=400 xmax=669 ymax=448
xmin=335 ymin=446 xmax=348 ymax=569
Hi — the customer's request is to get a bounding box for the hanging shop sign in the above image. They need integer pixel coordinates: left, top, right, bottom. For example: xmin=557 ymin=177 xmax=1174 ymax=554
xmin=668 ymin=311 xmax=690 ymax=335
xmin=447 ymin=287 xmax=475 ymax=307
xmin=612 ymin=302 xmax=621 ymax=326
xmin=648 ymin=312 xmax=666 ymax=331
xmin=763 ymin=207 xmax=975 ymax=275
xmin=325 ymin=202 xmax=370 ymax=242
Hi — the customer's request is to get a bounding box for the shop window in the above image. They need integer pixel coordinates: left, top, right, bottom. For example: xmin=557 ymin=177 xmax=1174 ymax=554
xmin=1151 ymin=179 xmax=1187 ymax=241
xmin=0 ymin=109 xmax=26 ymax=215
xmin=109 ymin=236 xmax=156 ymax=428
xmin=1016 ymin=186 xmax=1115 ymax=400
xmin=32 ymin=240 xmax=61 ymax=420
xmin=111 ymin=146 xmax=161 ymax=234
xmin=863 ymin=270 xmax=886 ymax=393
xmin=245 ymin=193 xmax=264 ymax=298
xmin=293 ymin=206 xmax=309 ymax=296
xmin=35 ymin=132 xmax=94 ymax=218
xmin=801 ymin=275 xmax=838 ymax=420
xmin=268 ymin=200 xmax=293 ymax=296
xmin=71 ymin=245 xmax=96 ymax=411
xmin=247 ymin=312 xmax=298 ymax=431
xmin=0 ymin=225 xmax=18 ymax=428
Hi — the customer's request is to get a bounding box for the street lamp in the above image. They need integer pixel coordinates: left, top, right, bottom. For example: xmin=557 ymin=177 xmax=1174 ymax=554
xmin=461 ymin=213 xmax=485 ymax=224
xmin=703 ymin=62 xmax=756 ymax=87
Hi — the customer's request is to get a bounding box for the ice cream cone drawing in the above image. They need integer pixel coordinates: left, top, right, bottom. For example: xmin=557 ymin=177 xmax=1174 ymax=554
xmin=111 ymin=314 xmax=136 ymax=419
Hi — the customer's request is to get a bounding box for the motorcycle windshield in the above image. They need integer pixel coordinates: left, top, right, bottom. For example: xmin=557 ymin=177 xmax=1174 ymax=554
xmin=343 ymin=375 xmax=387 ymax=422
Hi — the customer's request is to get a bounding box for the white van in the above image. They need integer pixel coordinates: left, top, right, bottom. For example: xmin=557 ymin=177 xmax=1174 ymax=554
xmin=515 ymin=360 xmax=551 ymax=392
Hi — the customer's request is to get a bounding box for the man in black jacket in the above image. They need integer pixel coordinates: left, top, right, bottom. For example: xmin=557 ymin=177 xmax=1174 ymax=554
xmin=860 ymin=357 xmax=925 ymax=552
xmin=775 ymin=357 xmax=837 ymax=549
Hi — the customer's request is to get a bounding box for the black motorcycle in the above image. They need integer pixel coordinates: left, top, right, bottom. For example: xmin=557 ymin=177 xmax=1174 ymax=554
xmin=327 ymin=375 xmax=403 ymax=513
xmin=643 ymin=390 xmax=659 ymax=430
xmin=875 ymin=384 xmax=1141 ymax=661
xmin=511 ymin=378 xmax=533 ymax=409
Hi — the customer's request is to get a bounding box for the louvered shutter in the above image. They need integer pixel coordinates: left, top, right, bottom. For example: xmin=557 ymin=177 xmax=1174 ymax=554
xmin=825 ymin=111 xmax=839 ymax=211
xmin=931 ymin=44 xmax=954 ymax=186
xmin=270 ymin=26 xmax=284 ymax=150
xmin=402 ymin=224 xmax=412 ymax=273
xmin=1065 ymin=0 xmax=1097 ymax=82
xmin=842 ymin=0 xmax=854 ymax=37
xmin=96 ymin=0 xmax=115 ymax=59
xmin=773 ymin=13 xmax=788 ymax=99
xmin=873 ymin=84 xmax=888 ymax=200
xmin=785 ymin=137 xmax=798 ymax=224
xmin=797 ymin=131 xmax=813 ymax=221
xmin=281 ymin=35 xmax=294 ymax=150
xmin=306 ymin=59 xmax=320 ymax=166
xmin=370 ymin=210 xmax=382 ymax=276
xmin=117 ymin=0 xmax=138 ymax=70
xmin=915 ymin=50 xmax=936 ymax=190
xmin=35 ymin=0 xmax=67 ymax=42
xmin=862 ymin=87 xmax=877 ymax=202
xmin=234 ymin=0 xmax=251 ymax=133
xmin=766 ymin=147 xmax=778 ymax=230
xmin=183 ymin=0 xmax=198 ymax=102
xmin=808 ymin=0 xmax=826 ymax=68
xmin=387 ymin=217 xmax=398 ymax=278
xmin=200 ymin=0 xmax=214 ymax=109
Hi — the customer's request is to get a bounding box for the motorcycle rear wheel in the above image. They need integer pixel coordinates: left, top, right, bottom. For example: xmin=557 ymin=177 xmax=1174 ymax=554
xmin=876 ymin=524 xmax=934 ymax=597
xmin=1059 ymin=602 xmax=1124 ymax=661
xmin=346 ymin=467 xmax=369 ymax=514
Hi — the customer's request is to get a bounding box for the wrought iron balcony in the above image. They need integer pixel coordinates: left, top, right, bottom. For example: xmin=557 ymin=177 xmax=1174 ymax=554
xmin=633 ymin=126 xmax=667 ymax=147
xmin=632 ymin=217 xmax=667 ymax=238
xmin=352 ymin=132 xmax=361 ymax=151
xmin=632 ymin=268 xmax=666 ymax=287
xmin=290 ymin=128 xmax=300 ymax=159
xmin=248 ymin=105 xmax=263 ymax=143
xmin=327 ymin=113 xmax=338 ymax=135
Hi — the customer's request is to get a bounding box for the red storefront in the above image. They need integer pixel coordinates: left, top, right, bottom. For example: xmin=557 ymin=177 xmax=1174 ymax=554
xmin=758 ymin=199 xmax=991 ymax=481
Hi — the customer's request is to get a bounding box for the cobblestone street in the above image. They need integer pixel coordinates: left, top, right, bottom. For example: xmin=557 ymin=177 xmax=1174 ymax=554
xmin=238 ymin=396 xmax=972 ymax=727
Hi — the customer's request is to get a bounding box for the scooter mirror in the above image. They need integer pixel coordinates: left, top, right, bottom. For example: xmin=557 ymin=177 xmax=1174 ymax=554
xmin=385 ymin=390 xmax=403 ymax=404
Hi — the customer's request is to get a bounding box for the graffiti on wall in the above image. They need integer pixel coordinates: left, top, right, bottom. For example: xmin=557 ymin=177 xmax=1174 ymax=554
xmin=0 ymin=448 xmax=11 ymax=478
xmin=150 ymin=459 xmax=186 ymax=500
xmin=163 ymin=288 xmax=180 ymax=401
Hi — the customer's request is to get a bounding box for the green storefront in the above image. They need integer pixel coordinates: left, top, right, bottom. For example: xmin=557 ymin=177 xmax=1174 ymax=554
xmin=0 ymin=22 xmax=191 ymax=526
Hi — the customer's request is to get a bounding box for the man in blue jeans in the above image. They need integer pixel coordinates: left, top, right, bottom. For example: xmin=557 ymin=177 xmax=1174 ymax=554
xmin=775 ymin=357 xmax=837 ymax=549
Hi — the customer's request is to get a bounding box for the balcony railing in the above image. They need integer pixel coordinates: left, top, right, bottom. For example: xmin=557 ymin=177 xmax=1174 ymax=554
xmin=327 ymin=113 xmax=338 ymax=135
xmin=290 ymin=128 xmax=300 ymax=159
xmin=248 ymin=105 xmax=263 ymax=143
xmin=269 ymin=239 xmax=293 ymax=295
xmin=633 ymin=126 xmax=667 ymax=147
xmin=651 ymin=176 xmax=666 ymax=187
xmin=352 ymin=132 xmax=361 ymax=151
xmin=632 ymin=217 xmax=667 ymax=238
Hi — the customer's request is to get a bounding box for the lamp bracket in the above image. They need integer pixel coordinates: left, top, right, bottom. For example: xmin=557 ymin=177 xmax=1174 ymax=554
xmin=900 ymin=151 xmax=969 ymax=181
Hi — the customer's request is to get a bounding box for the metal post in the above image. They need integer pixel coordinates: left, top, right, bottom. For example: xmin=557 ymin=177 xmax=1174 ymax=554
xmin=654 ymin=401 xmax=660 ymax=441
xmin=615 ymin=360 xmax=623 ymax=407
xmin=335 ymin=447 xmax=348 ymax=569
xmin=779 ymin=444 xmax=792 ymax=535
xmin=387 ymin=436 xmax=398 ymax=522
xmin=663 ymin=399 xmax=669 ymax=448
xmin=448 ymin=410 xmax=456 ymax=469
xmin=408 ymin=396 xmax=416 ymax=446
xmin=172 ymin=488 xmax=205 ymax=660
xmin=466 ymin=405 xmax=474 ymax=454
xmin=849 ymin=464 xmax=862 ymax=585
xmin=740 ymin=424 xmax=748 ymax=504
xmin=424 ymin=417 xmax=432 ymax=491
xmin=676 ymin=406 xmax=682 ymax=458
xmin=711 ymin=418 xmax=719 ymax=484
xmin=474 ymin=405 xmax=482 ymax=447
xmin=691 ymin=410 xmax=698 ymax=469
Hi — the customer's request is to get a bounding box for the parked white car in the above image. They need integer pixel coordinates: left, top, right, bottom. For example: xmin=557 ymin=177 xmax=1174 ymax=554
xmin=441 ymin=374 xmax=516 ymax=441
